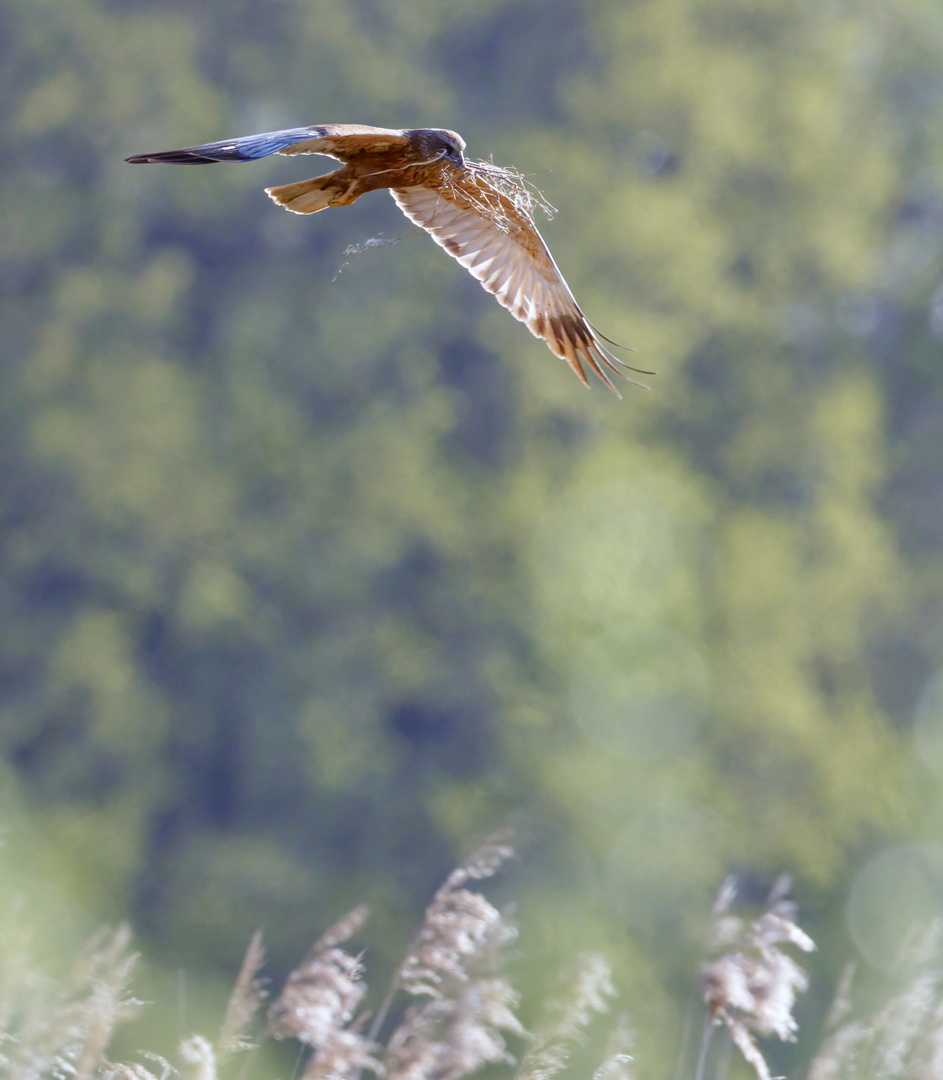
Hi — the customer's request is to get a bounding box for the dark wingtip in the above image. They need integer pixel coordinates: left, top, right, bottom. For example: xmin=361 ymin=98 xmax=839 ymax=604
xmin=587 ymin=321 xmax=656 ymax=376
xmin=125 ymin=150 xmax=220 ymax=164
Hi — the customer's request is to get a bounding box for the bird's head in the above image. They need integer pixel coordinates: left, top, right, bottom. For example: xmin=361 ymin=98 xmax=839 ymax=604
xmin=409 ymin=128 xmax=466 ymax=169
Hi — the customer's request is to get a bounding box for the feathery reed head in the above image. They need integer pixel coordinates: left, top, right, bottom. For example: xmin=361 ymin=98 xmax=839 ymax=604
xmin=591 ymin=1016 xmax=635 ymax=1080
xmin=398 ymin=838 xmax=516 ymax=999
xmin=1 ymin=924 xmax=143 ymax=1080
xmin=807 ymin=920 xmax=943 ymax=1080
xmin=700 ymin=875 xmax=815 ymax=1080
xmin=382 ymin=836 xmax=523 ymax=1080
xmin=515 ymin=953 xmax=616 ymax=1080
xmin=0 ymin=845 xmax=874 ymax=1080
xmin=268 ymin=903 xmax=375 ymax=1080
xmin=386 ymin=977 xmax=526 ymax=1080
xmin=217 ymin=929 xmax=267 ymax=1060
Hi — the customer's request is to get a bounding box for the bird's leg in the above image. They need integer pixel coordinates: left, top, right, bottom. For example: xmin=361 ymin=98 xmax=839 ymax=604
xmin=327 ymin=180 xmax=366 ymax=206
xmin=265 ymin=172 xmax=367 ymax=215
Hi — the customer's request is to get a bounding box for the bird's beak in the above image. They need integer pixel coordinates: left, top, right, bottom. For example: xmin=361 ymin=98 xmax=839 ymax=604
xmin=449 ymin=150 xmax=465 ymax=169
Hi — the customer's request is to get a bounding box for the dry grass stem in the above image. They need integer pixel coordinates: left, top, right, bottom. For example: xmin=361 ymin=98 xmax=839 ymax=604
xmin=446 ymin=161 xmax=556 ymax=238
xmin=335 ymin=159 xmax=557 ymax=279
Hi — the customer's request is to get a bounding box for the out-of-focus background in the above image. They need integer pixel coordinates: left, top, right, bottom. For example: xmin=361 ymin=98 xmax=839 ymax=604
xmin=5 ymin=0 xmax=943 ymax=1071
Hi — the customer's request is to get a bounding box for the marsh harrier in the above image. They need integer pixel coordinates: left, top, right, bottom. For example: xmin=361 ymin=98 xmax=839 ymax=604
xmin=128 ymin=124 xmax=644 ymax=393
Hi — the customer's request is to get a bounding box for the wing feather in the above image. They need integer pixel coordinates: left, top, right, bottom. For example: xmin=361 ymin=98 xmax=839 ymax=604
xmin=390 ymin=180 xmax=640 ymax=393
xmin=127 ymin=124 xmax=408 ymax=165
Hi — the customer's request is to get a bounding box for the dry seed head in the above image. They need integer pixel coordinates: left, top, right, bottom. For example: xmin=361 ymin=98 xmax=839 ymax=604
xmin=269 ymin=946 xmax=366 ymax=1046
xmin=301 ymin=1028 xmax=382 ymax=1080
xmin=724 ymin=1016 xmax=773 ymax=1080
xmin=565 ymin=954 xmax=616 ymax=1033
xmin=102 ymin=1064 xmax=167 ymax=1080
xmin=516 ymin=954 xmax=615 ymax=1080
xmin=59 ymin=924 xmax=143 ymax=1080
xmin=752 ymin=912 xmax=815 ymax=955
xmin=317 ymin=904 xmax=370 ymax=951
xmin=871 ymin=968 xmax=940 ymax=1080
xmin=806 ymin=1020 xmax=869 ymax=1080
xmin=399 ymin=887 xmax=515 ymax=998
xmin=591 ymin=1015 xmax=635 ymax=1080
xmin=179 ymin=1035 xmax=216 ymax=1080
xmin=387 ymin=1000 xmax=452 ymax=1080
xmin=700 ymin=878 xmax=815 ymax=1080
xmin=807 ymin=926 xmax=943 ymax=1080
xmin=387 ymin=976 xmax=525 ymax=1080
xmin=712 ymin=877 xmax=739 ymax=917
xmin=217 ymin=929 xmax=267 ymax=1059
xmin=269 ymin=907 xmax=369 ymax=1049
xmin=439 ymin=835 xmax=515 ymax=892
xmin=910 ymin=997 xmax=943 ymax=1080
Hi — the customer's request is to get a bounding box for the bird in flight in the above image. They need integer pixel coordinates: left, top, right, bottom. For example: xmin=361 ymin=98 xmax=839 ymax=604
xmin=127 ymin=124 xmax=646 ymax=393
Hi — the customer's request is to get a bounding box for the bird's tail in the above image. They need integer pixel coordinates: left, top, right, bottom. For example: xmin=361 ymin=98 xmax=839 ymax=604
xmin=265 ymin=175 xmax=340 ymax=215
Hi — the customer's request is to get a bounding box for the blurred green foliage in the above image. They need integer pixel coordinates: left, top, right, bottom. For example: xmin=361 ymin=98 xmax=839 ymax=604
xmin=4 ymin=0 xmax=943 ymax=1072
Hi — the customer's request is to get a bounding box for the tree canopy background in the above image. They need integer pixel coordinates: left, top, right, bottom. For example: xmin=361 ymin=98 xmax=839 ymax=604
xmin=4 ymin=0 xmax=943 ymax=1072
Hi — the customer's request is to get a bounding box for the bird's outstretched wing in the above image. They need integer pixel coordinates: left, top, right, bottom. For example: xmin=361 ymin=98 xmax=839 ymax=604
xmin=127 ymin=124 xmax=409 ymax=165
xmin=390 ymin=173 xmax=644 ymax=393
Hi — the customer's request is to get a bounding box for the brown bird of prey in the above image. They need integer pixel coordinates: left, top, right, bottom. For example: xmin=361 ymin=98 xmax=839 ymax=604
xmin=127 ymin=124 xmax=646 ymax=393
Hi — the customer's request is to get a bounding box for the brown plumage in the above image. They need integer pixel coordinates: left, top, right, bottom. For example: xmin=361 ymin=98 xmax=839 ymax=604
xmin=127 ymin=124 xmax=646 ymax=393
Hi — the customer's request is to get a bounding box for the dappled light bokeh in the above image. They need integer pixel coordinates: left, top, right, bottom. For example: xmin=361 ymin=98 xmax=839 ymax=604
xmin=5 ymin=0 xmax=943 ymax=1074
